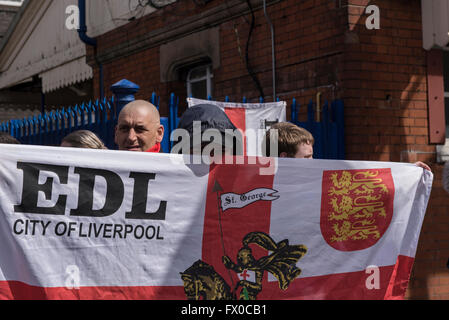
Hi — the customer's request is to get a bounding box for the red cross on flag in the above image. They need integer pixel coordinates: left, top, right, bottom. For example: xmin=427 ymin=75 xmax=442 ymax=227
xmin=187 ymin=98 xmax=287 ymax=156
xmin=238 ymin=270 xmax=256 ymax=283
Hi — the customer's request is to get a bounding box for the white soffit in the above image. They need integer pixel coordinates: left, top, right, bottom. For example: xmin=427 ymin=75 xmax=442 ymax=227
xmin=40 ymin=57 xmax=93 ymax=93
xmin=0 ymin=1 xmax=23 ymax=7
xmin=0 ymin=0 xmax=91 ymax=91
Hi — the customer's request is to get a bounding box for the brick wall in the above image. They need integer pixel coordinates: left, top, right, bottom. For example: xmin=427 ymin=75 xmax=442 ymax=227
xmin=91 ymin=0 xmax=346 ymax=117
xmin=341 ymin=0 xmax=449 ymax=299
xmin=214 ymin=0 xmax=346 ymax=110
xmin=343 ymin=0 xmax=432 ymax=163
xmin=88 ymin=0 xmax=449 ymax=299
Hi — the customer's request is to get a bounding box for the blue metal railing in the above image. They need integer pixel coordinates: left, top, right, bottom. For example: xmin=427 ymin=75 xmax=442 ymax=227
xmin=0 ymin=79 xmax=345 ymax=160
xmin=290 ymin=98 xmax=345 ymax=160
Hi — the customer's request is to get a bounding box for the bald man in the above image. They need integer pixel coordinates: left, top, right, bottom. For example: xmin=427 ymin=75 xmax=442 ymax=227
xmin=114 ymin=100 xmax=164 ymax=152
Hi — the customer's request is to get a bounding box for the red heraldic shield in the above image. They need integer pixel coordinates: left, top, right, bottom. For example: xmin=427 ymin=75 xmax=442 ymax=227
xmin=320 ymin=169 xmax=395 ymax=252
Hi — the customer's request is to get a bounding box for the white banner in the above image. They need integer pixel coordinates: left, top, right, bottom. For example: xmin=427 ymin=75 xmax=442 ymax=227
xmin=0 ymin=144 xmax=433 ymax=300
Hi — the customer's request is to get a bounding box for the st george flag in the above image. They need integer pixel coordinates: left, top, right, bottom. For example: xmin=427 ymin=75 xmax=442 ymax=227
xmin=0 ymin=144 xmax=432 ymax=300
xmin=187 ymin=98 xmax=287 ymax=156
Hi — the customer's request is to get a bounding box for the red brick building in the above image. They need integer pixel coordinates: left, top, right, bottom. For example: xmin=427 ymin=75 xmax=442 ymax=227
xmin=85 ymin=0 xmax=449 ymax=299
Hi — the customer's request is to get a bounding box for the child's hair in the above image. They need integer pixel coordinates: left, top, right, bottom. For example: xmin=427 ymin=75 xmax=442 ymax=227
xmin=263 ymin=122 xmax=314 ymax=157
xmin=61 ymin=130 xmax=107 ymax=149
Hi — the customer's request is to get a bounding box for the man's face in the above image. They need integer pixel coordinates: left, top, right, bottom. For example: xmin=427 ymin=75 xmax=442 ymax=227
xmin=115 ymin=107 xmax=164 ymax=152
xmin=294 ymin=142 xmax=314 ymax=159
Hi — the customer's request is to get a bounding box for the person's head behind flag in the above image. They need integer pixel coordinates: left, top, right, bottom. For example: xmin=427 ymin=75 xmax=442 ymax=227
xmin=114 ymin=100 xmax=164 ymax=153
xmin=263 ymin=122 xmax=314 ymax=159
xmin=171 ymin=104 xmax=243 ymax=157
xmin=61 ymin=130 xmax=107 ymax=150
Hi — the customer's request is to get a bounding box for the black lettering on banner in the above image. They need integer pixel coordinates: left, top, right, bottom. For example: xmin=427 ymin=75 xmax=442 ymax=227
xmin=134 ymin=225 xmax=144 ymax=239
xmin=102 ymin=224 xmax=113 ymax=238
xmin=113 ymin=224 xmax=123 ymax=239
xmin=13 ymin=219 xmax=24 ymax=235
xmin=146 ymin=225 xmax=156 ymax=239
xmin=126 ymin=172 xmax=167 ymax=221
xmin=13 ymin=163 xmax=168 ymax=222
xmin=70 ymin=167 xmax=124 ymax=218
xmin=14 ymin=162 xmax=69 ymax=215
xmin=55 ymin=221 xmax=67 ymax=236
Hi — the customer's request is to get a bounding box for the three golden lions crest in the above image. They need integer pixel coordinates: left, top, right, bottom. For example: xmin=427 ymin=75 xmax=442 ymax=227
xmin=321 ymin=169 xmax=394 ymax=251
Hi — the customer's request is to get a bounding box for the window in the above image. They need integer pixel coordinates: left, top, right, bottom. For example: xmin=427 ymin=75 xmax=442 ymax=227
xmin=186 ymin=64 xmax=213 ymax=100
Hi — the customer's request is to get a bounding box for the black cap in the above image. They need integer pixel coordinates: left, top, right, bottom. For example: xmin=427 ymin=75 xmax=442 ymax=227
xmin=177 ymin=104 xmax=237 ymax=134
xmin=173 ymin=104 xmax=242 ymax=155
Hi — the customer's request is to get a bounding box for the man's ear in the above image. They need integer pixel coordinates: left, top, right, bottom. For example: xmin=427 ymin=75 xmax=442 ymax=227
xmin=279 ymin=152 xmax=288 ymax=158
xmin=156 ymin=124 xmax=164 ymax=143
xmin=114 ymin=125 xmax=118 ymax=144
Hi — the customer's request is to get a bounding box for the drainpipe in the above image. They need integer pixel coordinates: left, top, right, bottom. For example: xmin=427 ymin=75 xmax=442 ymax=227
xmin=263 ymin=0 xmax=276 ymax=101
xmin=78 ymin=0 xmax=104 ymax=100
